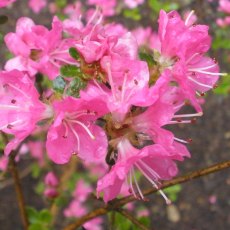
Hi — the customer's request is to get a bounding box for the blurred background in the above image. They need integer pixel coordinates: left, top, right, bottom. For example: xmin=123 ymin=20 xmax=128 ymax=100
xmin=0 ymin=0 xmax=230 ymax=229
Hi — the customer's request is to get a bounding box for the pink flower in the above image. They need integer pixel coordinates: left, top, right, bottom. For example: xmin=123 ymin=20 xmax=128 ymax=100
xmin=0 ymin=70 xmax=51 ymax=155
xmin=44 ymin=187 xmax=59 ymax=199
xmin=73 ymin=179 xmax=92 ymax=202
xmin=64 ymin=200 xmax=87 ymax=217
xmin=87 ymin=0 xmax=117 ymax=16
xmin=27 ymin=141 xmax=45 ymax=166
xmin=218 ymin=0 xmax=230 ymax=14
xmin=44 ymin=172 xmax=59 ymax=187
xmin=5 ymin=17 xmax=76 ymax=79
xmin=124 ymin=0 xmax=144 ymax=9
xmin=46 ymin=96 xmax=108 ymax=164
xmin=0 ymin=0 xmax=16 ymax=8
xmin=97 ymin=139 xmax=178 ymax=202
xmin=28 ymin=0 xmax=47 ymax=13
xmin=0 ymin=156 xmax=9 ymax=171
xmin=81 ymin=57 xmax=152 ymax=122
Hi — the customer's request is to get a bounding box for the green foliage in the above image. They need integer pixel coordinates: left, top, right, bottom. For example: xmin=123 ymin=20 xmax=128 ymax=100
xmin=31 ymin=163 xmax=42 ymax=178
xmin=162 ymin=184 xmax=182 ymax=202
xmin=35 ymin=181 xmax=45 ymax=195
xmin=60 ymin=65 xmax=81 ymax=78
xmin=214 ymin=75 xmax=230 ymax=95
xmin=66 ymin=78 xmax=87 ymax=97
xmin=53 ymin=76 xmax=66 ymax=94
xmin=123 ymin=8 xmax=141 ymax=21
xmin=55 ymin=0 xmax=67 ymax=8
xmin=69 ymin=47 xmax=80 ymax=60
xmin=139 ymin=52 xmax=156 ymax=66
xmin=26 ymin=207 xmax=52 ymax=230
xmin=148 ymin=0 xmax=179 ymax=13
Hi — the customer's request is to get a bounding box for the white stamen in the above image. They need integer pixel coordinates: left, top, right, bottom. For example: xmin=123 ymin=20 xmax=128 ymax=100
xmin=0 ymin=119 xmax=23 ymax=130
xmin=68 ymin=119 xmax=95 ymax=140
xmin=186 ymin=52 xmax=200 ymax=64
xmin=67 ymin=122 xmax=80 ymax=152
xmin=0 ymin=104 xmax=20 ymax=110
xmin=169 ymin=120 xmax=191 ymax=124
xmin=106 ymin=62 xmax=116 ymax=101
xmin=132 ymin=167 xmax=144 ymax=200
xmin=188 ymin=77 xmax=212 ymax=89
xmin=52 ymin=57 xmax=77 ymax=65
xmin=189 ymin=63 xmax=217 ymax=71
xmin=174 ymin=137 xmax=189 ymax=144
xmin=173 ymin=112 xmax=203 ymax=118
xmin=188 ymin=69 xmax=227 ymax=76
xmin=121 ymin=73 xmax=128 ymax=103
xmin=8 ymin=83 xmax=30 ymax=100
xmin=185 ymin=10 xmax=194 ymax=26
xmin=129 ymin=170 xmax=137 ymax=198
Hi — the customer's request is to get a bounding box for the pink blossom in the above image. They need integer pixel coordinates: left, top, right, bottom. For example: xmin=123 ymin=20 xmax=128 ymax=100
xmin=0 ymin=70 xmax=51 ymax=155
xmin=73 ymin=179 xmax=92 ymax=202
xmin=0 ymin=156 xmax=9 ymax=171
xmin=83 ymin=217 xmax=103 ymax=230
xmin=87 ymin=0 xmax=117 ymax=16
xmin=0 ymin=0 xmax=16 ymax=8
xmin=64 ymin=200 xmax=87 ymax=217
xmin=5 ymin=17 xmax=76 ymax=79
xmin=124 ymin=0 xmax=144 ymax=9
xmin=97 ymin=139 xmax=178 ymax=202
xmin=28 ymin=0 xmax=47 ymax=14
xmin=44 ymin=187 xmax=58 ymax=198
xmin=218 ymin=0 xmax=230 ymax=14
xmin=27 ymin=141 xmax=45 ymax=166
xmin=44 ymin=172 xmax=59 ymax=187
xmin=46 ymin=97 xmax=108 ymax=164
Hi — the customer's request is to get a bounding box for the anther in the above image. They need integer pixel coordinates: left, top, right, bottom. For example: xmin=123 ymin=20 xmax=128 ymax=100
xmin=213 ymin=84 xmax=218 ymax=89
xmin=11 ymin=99 xmax=16 ymax=104
xmin=187 ymin=138 xmax=193 ymax=143
xmin=134 ymin=79 xmax=138 ymax=85
xmin=7 ymin=124 xmax=13 ymax=129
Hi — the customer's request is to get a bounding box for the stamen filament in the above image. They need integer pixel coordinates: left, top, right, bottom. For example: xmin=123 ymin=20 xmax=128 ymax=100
xmin=188 ymin=77 xmax=212 ymax=89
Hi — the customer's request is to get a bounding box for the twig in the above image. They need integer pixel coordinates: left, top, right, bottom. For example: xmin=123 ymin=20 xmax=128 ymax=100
xmin=9 ymin=155 xmax=29 ymax=230
xmin=0 ymin=165 xmax=31 ymax=190
xmin=1 ymin=133 xmax=29 ymax=230
xmin=63 ymin=160 xmax=230 ymax=230
xmin=117 ymin=209 xmax=150 ymax=230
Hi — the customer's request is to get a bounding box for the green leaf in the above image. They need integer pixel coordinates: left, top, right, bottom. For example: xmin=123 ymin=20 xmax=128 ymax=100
xmin=139 ymin=52 xmax=156 ymax=66
xmin=26 ymin=207 xmax=39 ymax=224
xmin=53 ymin=76 xmax=66 ymax=93
xmin=31 ymin=163 xmax=41 ymax=178
xmin=123 ymin=8 xmax=141 ymax=21
xmin=148 ymin=0 xmax=162 ymax=13
xmin=55 ymin=0 xmax=67 ymax=8
xmin=60 ymin=65 xmax=81 ymax=78
xmin=35 ymin=181 xmax=45 ymax=195
xmin=214 ymin=75 xmax=230 ymax=95
xmin=66 ymin=78 xmax=87 ymax=98
xmin=162 ymin=184 xmax=182 ymax=202
xmin=38 ymin=210 xmax=52 ymax=223
xmin=69 ymin=47 xmax=80 ymax=60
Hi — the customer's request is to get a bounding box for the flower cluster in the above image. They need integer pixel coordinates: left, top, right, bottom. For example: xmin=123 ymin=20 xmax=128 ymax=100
xmin=0 ymin=9 xmax=221 ymax=203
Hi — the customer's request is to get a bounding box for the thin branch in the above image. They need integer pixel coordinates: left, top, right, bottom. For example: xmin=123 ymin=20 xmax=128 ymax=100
xmin=63 ymin=160 xmax=230 ymax=230
xmin=9 ymin=155 xmax=29 ymax=230
xmin=1 ymin=133 xmax=29 ymax=230
xmin=117 ymin=209 xmax=150 ymax=230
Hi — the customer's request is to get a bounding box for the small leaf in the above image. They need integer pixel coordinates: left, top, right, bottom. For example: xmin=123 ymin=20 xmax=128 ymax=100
xmin=60 ymin=65 xmax=81 ymax=78
xmin=38 ymin=210 xmax=52 ymax=223
xmin=53 ymin=76 xmax=66 ymax=93
xmin=123 ymin=8 xmax=141 ymax=21
xmin=66 ymin=78 xmax=87 ymax=98
xmin=69 ymin=47 xmax=80 ymax=60
xmin=139 ymin=52 xmax=156 ymax=66
xmin=26 ymin=207 xmax=39 ymax=224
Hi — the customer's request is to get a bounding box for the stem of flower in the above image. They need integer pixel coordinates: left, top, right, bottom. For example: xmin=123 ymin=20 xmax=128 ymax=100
xmin=63 ymin=160 xmax=230 ymax=230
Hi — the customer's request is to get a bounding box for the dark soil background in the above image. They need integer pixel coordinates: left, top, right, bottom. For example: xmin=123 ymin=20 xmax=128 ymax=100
xmin=0 ymin=0 xmax=230 ymax=230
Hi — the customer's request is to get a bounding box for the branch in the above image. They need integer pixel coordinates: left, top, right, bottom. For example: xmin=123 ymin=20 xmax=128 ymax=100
xmin=1 ymin=133 xmax=29 ymax=230
xmin=117 ymin=209 xmax=150 ymax=230
xmin=63 ymin=160 xmax=230 ymax=230
xmin=9 ymin=155 xmax=29 ymax=230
